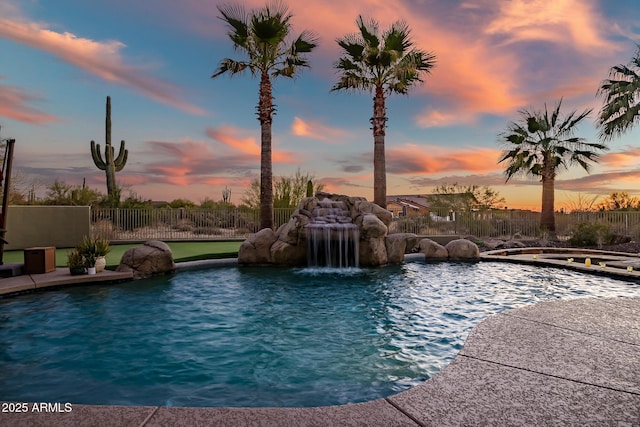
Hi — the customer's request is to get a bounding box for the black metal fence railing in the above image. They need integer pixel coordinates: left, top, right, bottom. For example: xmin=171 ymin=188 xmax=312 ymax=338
xmin=91 ymin=207 xmax=295 ymax=241
xmin=91 ymin=207 xmax=640 ymax=242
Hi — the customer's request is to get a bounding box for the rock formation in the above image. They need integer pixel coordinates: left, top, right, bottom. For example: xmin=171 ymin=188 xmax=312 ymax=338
xmin=238 ymin=192 xmax=480 ymax=267
xmin=116 ymin=240 xmax=176 ymax=278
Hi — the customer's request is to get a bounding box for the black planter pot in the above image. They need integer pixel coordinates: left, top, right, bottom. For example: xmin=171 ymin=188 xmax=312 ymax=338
xmin=69 ymin=267 xmax=86 ymax=276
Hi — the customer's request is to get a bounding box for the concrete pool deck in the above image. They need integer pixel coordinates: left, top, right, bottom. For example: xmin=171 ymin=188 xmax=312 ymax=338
xmin=0 ymin=251 xmax=639 ymax=426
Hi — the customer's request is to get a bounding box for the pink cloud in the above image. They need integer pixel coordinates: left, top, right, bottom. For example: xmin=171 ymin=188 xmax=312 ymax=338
xmin=0 ymin=82 xmax=59 ymax=124
xmin=0 ymin=17 xmax=206 ymax=116
xmin=206 ymin=126 xmax=297 ymax=164
xmin=387 ymin=145 xmax=504 ymax=174
xmin=318 ymin=173 xmax=372 ymax=193
xmin=290 ymin=117 xmax=347 ymax=141
xmin=140 ymin=130 xmax=299 ymax=189
xmin=116 ymin=0 xmax=622 ymax=128
xmin=484 ymin=0 xmax=614 ymax=52
xmin=600 ymin=146 xmax=640 ymax=168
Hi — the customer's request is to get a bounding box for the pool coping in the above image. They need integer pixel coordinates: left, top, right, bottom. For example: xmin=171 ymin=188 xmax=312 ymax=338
xmin=1 ymin=251 xmax=639 ymax=426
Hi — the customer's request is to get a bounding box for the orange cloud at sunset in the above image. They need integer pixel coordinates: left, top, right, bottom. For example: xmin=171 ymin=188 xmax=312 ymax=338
xmin=0 ymin=82 xmax=58 ymax=124
xmin=291 ymin=117 xmax=347 ymax=141
xmin=387 ymin=145 xmax=504 ymax=174
xmin=0 ymin=17 xmax=205 ymax=115
xmin=206 ymin=126 xmax=297 ymax=164
xmin=485 ymin=0 xmax=614 ymax=52
xmin=600 ymin=147 xmax=640 ymax=168
xmin=319 ymin=173 xmax=373 ymax=193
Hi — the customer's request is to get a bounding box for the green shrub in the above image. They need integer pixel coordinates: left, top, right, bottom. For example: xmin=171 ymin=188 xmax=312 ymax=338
xmin=569 ymin=222 xmax=613 ymax=247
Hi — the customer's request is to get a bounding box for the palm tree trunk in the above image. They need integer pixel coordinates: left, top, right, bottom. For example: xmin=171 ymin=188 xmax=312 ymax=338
xmin=372 ymin=85 xmax=387 ymax=208
xmin=258 ymin=71 xmax=274 ymax=230
xmin=540 ymin=169 xmax=556 ymax=239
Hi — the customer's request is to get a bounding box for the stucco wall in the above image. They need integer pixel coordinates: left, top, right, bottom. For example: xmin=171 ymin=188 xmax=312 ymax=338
xmin=4 ymin=206 xmax=91 ymax=250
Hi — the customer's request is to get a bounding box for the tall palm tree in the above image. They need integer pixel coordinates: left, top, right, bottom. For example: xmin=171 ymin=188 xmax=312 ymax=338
xmin=597 ymin=45 xmax=640 ymax=142
xmin=332 ymin=16 xmax=436 ymax=208
xmin=212 ymin=2 xmax=317 ymax=229
xmin=499 ymin=99 xmax=607 ymax=237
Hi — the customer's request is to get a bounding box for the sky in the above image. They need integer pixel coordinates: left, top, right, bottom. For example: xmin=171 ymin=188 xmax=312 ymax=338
xmin=0 ymin=0 xmax=639 ymax=210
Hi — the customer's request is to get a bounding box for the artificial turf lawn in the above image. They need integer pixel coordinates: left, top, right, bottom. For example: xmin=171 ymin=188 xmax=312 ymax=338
xmin=4 ymin=241 xmax=242 ymax=269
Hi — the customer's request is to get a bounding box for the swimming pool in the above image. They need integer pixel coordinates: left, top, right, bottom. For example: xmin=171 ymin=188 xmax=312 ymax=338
xmin=0 ymin=261 xmax=637 ymax=408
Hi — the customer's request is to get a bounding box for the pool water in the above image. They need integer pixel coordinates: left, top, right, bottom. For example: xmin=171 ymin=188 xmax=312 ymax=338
xmin=0 ymin=261 xmax=637 ymax=407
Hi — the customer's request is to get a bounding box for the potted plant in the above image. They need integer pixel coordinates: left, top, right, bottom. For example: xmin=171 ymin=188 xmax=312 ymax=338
xmin=67 ymin=249 xmax=86 ymax=275
xmin=85 ymin=253 xmax=97 ymax=275
xmin=77 ymin=236 xmax=111 ymax=273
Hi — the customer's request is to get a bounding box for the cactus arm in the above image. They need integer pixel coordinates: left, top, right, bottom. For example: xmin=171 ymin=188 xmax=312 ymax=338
xmin=90 ymin=140 xmax=107 ymax=169
xmin=113 ymin=140 xmax=128 ymax=171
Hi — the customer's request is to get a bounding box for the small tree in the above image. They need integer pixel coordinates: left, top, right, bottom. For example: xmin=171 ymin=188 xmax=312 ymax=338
xmin=596 ymin=191 xmax=640 ymax=211
xmin=428 ymin=183 xmax=505 ymax=213
xmin=242 ymin=169 xmax=324 ymax=209
xmin=44 ymin=179 xmax=102 ymax=206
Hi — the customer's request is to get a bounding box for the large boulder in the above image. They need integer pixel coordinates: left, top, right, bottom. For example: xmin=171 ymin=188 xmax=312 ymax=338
xmin=359 ymin=214 xmax=387 ymax=239
xmin=445 ymin=239 xmax=480 ymax=259
xmin=238 ymin=228 xmax=277 ymax=264
xmin=116 ymin=240 xmax=176 ymax=278
xmin=276 ymin=217 xmax=303 ymax=245
xmin=385 ymin=233 xmax=419 ymax=263
xmin=417 ymin=238 xmax=449 ymax=259
xmin=353 ymin=200 xmax=393 ymax=227
xmin=359 ymin=238 xmax=388 ymax=267
xmin=270 ymin=239 xmax=306 ymax=266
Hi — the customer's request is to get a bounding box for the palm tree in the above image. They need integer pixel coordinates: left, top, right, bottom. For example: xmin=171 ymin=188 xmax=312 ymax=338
xmin=499 ymin=99 xmax=607 ymax=237
xmin=597 ymin=45 xmax=640 ymax=141
xmin=332 ymin=16 xmax=436 ymax=208
xmin=212 ymin=2 xmax=317 ymax=229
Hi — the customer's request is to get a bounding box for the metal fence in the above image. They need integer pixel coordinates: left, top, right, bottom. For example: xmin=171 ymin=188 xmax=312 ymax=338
xmin=91 ymin=207 xmax=295 ymax=241
xmin=389 ymin=209 xmax=640 ymax=241
xmin=91 ymin=207 xmax=640 ymax=242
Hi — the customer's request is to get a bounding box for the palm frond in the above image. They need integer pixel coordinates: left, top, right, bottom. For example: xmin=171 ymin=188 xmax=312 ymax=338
xmin=212 ymin=58 xmax=250 ymax=78
xmin=355 ymin=15 xmax=380 ymax=49
xmin=597 ymin=44 xmax=640 ymax=141
xmin=217 ymin=4 xmax=249 ymax=48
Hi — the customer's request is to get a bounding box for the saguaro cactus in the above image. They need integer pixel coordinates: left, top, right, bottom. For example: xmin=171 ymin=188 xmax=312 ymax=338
xmin=306 ymin=180 xmax=313 ymax=198
xmin=90 ymin=96 xmax=128 ymax=202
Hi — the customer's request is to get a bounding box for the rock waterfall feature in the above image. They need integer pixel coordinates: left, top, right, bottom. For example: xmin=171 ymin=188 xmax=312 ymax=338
xmin=237 ymin=192 xmax=479 ymax=267
xmin=305 ymin=198 xmax=360 ymax=268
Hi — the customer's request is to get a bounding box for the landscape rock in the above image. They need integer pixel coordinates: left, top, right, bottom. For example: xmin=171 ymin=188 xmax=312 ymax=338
xmin=270 ymin=239 xmax=306 ymax=266
xmin=116 ymin=240 xmax=176 ymax=278
xmin=445 ymin=239 xmax=480 ymax=259
xmin=360 ymin=214 xmax=387 ymax=239
xmin=418 ymin=238 xmax=449 ymax=259
xmin=385 ymin=233 xmax=420 ymax=263
xmin=498 ymin=239 xmax=527 ymax=249
xmin=353 ymin=200 xmax=393 ymax=227
xmin=238 ymin=228 xmax=276 ymax=264
xmin=360 ymin=238 xmax=388 ymax=267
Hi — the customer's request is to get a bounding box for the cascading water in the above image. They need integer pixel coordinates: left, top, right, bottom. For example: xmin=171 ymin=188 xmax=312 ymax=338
xmin=306 ymin=199 xmax=360 ymax=268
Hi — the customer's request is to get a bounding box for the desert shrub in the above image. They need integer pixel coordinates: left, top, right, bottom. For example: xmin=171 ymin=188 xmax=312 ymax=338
xmin=568 ymin=222 xmax=613 ymax=247
xmin=390 ymin=216 xmax=436 ymax=234
xmin=92 ymin=220 xmax=117 ymax=240
xmin=173 ymin=219 xmax=194 ymax=232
